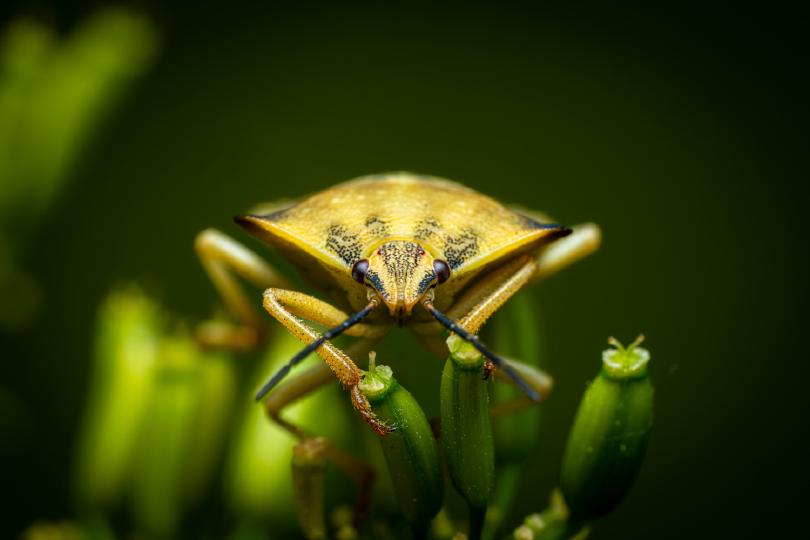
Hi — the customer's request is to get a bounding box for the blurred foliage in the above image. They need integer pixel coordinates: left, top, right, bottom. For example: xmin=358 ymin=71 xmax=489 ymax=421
xmin=64 ymin=285 xmax=652 ymax=539
xmin=74 ymin=288 xmax=238 ymax=537
xmin=0 ymin=8 xmax=156 ymax=328
xmin=73 ymin=288 xmax=163 ymax=509
xmin=224 ymin=329 xmax=349 ymax=527
xmin=72 ymin=287 xmax=358 ymax=538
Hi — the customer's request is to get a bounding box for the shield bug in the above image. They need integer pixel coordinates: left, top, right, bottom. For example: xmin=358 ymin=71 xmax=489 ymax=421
xmin=195 ymin=172 xmax=600 ymax=436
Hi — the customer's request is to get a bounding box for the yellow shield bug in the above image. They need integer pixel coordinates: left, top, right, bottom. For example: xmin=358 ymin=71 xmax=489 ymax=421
xmin=195 ymin=172 xmax=600 ymax=435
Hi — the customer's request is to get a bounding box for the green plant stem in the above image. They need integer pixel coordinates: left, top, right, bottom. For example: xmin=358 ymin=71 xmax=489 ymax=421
xmin=483 ymin=464 xmax=520 ymax=540
xmin=292 ymin=438 xmax=328 ymax=540
xmin=470 ymin=505 xmax=487 ymax=540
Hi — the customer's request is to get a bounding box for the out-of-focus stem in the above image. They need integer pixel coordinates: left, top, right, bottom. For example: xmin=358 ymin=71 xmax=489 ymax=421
xmin=292 ymin=438 xmax=328 ymax=540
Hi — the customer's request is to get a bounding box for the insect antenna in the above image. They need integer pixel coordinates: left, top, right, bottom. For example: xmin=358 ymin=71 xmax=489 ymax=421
xmin=254 ymin=300 xmax=379 ymax=401
xmin=423 ymin=301 xmax=541 ymax=402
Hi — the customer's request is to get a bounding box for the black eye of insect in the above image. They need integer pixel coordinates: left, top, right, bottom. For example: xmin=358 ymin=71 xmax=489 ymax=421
xmin=433 ymin=259 xmax=450 ymax=284
xmin=352 ymin=259 xmax=369 ymax=284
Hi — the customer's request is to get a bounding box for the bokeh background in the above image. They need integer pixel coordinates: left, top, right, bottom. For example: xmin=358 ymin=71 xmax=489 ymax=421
xmin=1 ymin=1 xmax=807 ymax=538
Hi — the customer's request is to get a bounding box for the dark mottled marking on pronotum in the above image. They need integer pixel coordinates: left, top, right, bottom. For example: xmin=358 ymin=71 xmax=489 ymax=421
xmin=414 ymin=218 xmax=442 ymax=241
xmin=443 ymin=228 xmax=480 ymax=269
xmin=325 ymin=224 xmax=362 ymax=265
xmin=365 ymin=215 xmax=390 ymax=238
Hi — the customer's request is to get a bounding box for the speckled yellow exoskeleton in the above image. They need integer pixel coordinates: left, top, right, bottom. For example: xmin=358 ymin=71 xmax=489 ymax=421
xmin=195 ymin=172 xmax=600 ymax=436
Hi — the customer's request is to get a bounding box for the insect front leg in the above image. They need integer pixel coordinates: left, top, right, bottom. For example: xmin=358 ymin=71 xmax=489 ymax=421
xmin=437 ymin=221 xmax=600 ymax=334
xmin=261 ymin=288 xmax=392 ymax=435
xmin=431 ymin=249 xmax=588 ymax=413
xmin=264 ymin=337 xmax=379 ymax=438
xmin=413 ymin=255 xmax=555 ymax=404
xmin=195 ymin=228 xmax=293 ymax=350
xmin=409 ymin=255 xmax=539 ymax=339
xmin=448 ymin=255 xmax=538 ymax=334
xmin=266 ymin=338 xmax=380 ymax=523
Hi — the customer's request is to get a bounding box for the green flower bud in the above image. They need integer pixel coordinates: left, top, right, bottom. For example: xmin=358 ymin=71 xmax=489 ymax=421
xmin=560 ymin=336 xmax=654 ymax=520
xmin=130 ymin=333 xmax=202 ymax=538
xmin=359 ymin=352 xmax=444 ymax=533
xmin=73 ymin=288 xmax=162 ymax=510
xmin=441 ymin=335 xmax=495 ymax=539
xmin=182 ymin=348 xmax=236 ymax=507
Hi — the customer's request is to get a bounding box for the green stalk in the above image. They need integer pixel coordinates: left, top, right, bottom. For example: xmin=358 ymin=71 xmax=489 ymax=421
xmin=360 ymin=353 xmax=444 ymax=536
xmin=508 ymin=489 xmax=588 ymax=540
xmin=292 ymin=438 xmax=328 ymax=540
xmin=486 ymin=294 xmax=547 ymax=539
xmin=490 ymin=294 xmax=544 ymax=464
xmin=560 ymin=336 xmax=654 ymax=521
xmin=441 ymin=335 xmax=495 ymax=540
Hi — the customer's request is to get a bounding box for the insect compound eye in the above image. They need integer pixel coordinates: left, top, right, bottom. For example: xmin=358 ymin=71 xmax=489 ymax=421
xmin=352 ymin=259 xmax=370 ymax=284
xmin=433 ymin=259 xmax=451 ymax=284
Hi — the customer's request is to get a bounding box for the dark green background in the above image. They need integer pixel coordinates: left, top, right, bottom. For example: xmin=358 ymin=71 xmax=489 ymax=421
xmin=2 ymin=1 xmax=807 ymax=538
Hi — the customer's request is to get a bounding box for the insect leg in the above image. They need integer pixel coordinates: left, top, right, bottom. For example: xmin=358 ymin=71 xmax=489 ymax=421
xmin=264 ymin=362 xmax=334 ymax=438
xmin=264 ymin=337 xmax=380 ymax=437
xmin=266 ymin=338 xmax=380 ymax=522
xmin=195 ymin=228 xmax=293 ymax=350
xmin=409 ymin=255 xmax=538 ymax=339
xmin=261 ymin=290 xmax=385 ymax=340
xmin=412 ymin=256 xmax=541 ymax=401
xmin=438 ymin=223 xmax=600 ymax=333
xmin=262 ymin=288 xmax=392 ymax=435
xmin=447 ymin=255 xmax=538 ymax=335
